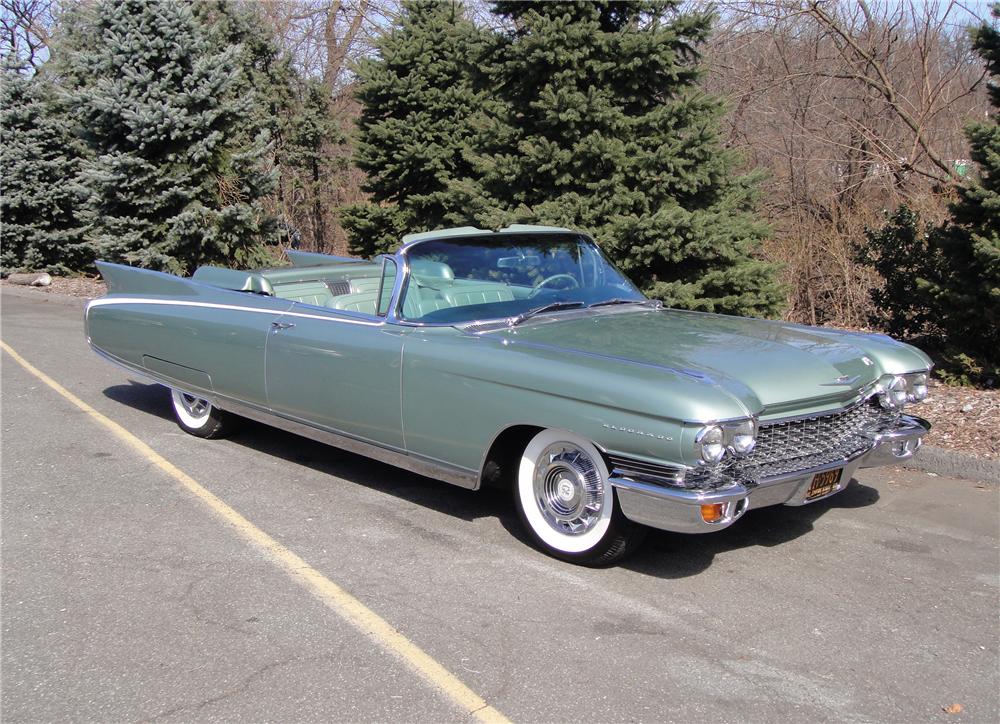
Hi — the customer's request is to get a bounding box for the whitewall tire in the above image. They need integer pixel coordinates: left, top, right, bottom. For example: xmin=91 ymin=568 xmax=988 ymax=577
xmin=514 ymin=428 xmax=645 ymax=565
xmin=170 ymin=389 xmax=232 ymax=439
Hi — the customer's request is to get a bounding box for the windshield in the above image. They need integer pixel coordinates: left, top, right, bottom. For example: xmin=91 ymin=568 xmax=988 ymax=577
xmin=399 ymin=233 xmax=646 ymax=324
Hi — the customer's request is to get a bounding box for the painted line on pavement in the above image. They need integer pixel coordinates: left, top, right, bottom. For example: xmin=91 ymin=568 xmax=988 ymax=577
xmin=1 ymin=340 xmax=509 ymax=724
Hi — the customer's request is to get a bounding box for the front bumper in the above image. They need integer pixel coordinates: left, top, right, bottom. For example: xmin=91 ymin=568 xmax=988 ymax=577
xmin=612 ymin=415 xmax=930 ymax=534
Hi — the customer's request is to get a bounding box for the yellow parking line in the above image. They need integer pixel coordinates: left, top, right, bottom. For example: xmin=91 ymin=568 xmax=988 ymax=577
xmin=1 ymin=340 xmax=510 ymax=724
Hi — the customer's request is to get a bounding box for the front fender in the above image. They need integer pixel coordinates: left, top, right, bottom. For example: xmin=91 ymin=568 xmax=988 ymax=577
xmin=399 ymin=329 xmax=742 ymax=474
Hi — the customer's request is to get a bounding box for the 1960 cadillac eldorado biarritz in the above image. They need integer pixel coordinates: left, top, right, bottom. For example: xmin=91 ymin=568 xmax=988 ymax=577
xmin=86 ymin=225 xmax=932 ymax=565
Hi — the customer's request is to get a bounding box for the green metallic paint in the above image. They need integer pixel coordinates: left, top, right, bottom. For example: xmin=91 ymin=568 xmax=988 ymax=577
xmin=266 ymin=309 xmax=405 ymax=448
xmin=86 ymin=243 xmax=932 ymax=487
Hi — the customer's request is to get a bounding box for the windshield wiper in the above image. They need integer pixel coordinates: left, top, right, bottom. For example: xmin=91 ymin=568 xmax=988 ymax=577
xmin=508 ymin=301 xmax=586 ymax=327
xmin=588 ymin=298 xmax=662 ymax=309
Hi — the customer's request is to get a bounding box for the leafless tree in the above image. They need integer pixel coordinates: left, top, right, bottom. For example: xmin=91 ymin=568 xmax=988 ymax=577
xmin=701 ymin=0 xmax=991 ymax=326
xmin=1 ymin=0 xmax=54 ymax=71
xmin=254 ymin=0 xmax=398 ymax=96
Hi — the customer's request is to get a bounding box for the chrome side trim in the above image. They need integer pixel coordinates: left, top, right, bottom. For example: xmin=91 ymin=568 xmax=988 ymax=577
xmin=216 ymin=399 xmax=479 ymax=490
xmin=89 ymin=343 xmax=478 ymax=490
xmin=91 ymin=345 xmax=163 ymax=385
xmin=606 ymin=453 xmax=686 ymax=487
xmin=86 ymin=297 xmax=385 ymax=327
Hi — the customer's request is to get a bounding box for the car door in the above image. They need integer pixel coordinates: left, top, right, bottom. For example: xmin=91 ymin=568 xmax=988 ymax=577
xmin=263 ymin=258 xmax=406 ymax=449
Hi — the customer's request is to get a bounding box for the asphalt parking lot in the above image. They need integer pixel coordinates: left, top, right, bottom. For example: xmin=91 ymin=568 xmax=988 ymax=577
xmin=2 ymin=288 xmax=998 ymax=723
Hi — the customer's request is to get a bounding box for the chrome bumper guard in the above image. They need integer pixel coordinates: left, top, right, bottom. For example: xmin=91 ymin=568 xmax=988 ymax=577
xmin=612 ymin=415 xmax=930 ymax=534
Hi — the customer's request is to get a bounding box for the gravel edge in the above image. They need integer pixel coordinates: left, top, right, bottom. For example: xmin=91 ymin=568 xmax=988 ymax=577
xmin=902 ymin=446 xmax=1000 ymax=485
xmin=1 ymin=283 xmax=95 ymax=307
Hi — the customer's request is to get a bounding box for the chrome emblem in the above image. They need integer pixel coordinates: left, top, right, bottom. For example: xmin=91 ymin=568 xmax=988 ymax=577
xmin=602 ymin=423 xmax=672 ymax=441
xmin=820 ymin=374 xmax=860 ymax=386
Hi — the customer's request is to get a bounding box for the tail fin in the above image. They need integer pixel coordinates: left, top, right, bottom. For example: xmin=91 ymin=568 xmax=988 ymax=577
xmin=95 ymin=262 xmax=195 ymax=296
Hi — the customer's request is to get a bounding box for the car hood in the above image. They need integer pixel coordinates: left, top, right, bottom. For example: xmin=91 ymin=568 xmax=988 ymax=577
xmin=485 ymin=307 xmax=928 ymax=415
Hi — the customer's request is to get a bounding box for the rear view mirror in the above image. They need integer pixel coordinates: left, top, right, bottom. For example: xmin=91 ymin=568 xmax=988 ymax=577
xmin=497 ymin=255 xmax=541 ymax=270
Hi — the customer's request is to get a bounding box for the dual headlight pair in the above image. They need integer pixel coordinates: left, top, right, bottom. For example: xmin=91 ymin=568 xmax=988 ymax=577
xmin=877 ymin=372 xmax=929 ymax=410
xmin=694 ymin=419 xmax=756 ymax=465
xmin=693 ymin=370 xmax=930 ymax=465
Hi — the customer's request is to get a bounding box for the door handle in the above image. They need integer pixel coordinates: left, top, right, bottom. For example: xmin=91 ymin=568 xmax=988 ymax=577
xmin=271 ymin=321 xmax=296 ymax=331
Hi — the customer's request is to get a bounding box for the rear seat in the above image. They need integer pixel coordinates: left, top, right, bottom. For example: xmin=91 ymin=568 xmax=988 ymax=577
xmin=329 ymin=291 xmax=378 ymax=315
xmin=271 ymin=280 xmax=336 ymax=307
xmin=349 ymin=278 xmax=382 ymax=293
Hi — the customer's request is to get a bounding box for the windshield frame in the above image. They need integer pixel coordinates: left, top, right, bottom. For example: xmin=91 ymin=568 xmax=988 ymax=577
xmin=385 ymin=231 xmax=647 ymax=328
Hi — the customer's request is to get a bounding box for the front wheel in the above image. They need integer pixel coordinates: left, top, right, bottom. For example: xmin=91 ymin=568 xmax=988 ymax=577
xmin=514 ymin=429 xmax=646 ymax=566
xmin=169 ymin=389 xmax=234 ymax=439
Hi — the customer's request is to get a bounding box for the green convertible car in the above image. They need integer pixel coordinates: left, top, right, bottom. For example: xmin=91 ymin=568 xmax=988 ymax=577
xmin=86 ymin=225 xmax=932 ymax=565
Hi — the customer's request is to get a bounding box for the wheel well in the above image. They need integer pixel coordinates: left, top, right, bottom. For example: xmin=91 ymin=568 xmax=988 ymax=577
xmin=479 ymin=425 xmax=542 ymax=490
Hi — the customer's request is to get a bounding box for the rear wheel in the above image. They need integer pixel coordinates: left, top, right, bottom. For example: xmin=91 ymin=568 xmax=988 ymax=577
xmin=170 ymin=389 xmax=233 ymax=439
xmin=514 ymin=428 xmax=646 ymax=566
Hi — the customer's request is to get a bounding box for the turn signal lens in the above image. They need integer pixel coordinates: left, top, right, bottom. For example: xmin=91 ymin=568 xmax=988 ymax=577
xmin=701 ymin=503 xmax=725 ymax=523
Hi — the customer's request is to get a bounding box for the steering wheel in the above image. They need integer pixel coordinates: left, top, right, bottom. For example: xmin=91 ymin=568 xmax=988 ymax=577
xmin=529 ymin=274 xmax=580 ymax=297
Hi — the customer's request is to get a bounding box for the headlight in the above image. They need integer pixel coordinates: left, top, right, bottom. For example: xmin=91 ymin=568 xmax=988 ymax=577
xmin=695 ymin=419 xmax=758 ymax=464
xmin=877 ymin=372 xmax=930 ymax=410
xmin=878 ymin=375 xmax=909 ymax=410
xmin=905 ymin=372 xmax=929 ymax=402
xmin=729 ymin=419 xmax=757 ymax=455
xmin=695 ymin=425 xmax=726 ymax=464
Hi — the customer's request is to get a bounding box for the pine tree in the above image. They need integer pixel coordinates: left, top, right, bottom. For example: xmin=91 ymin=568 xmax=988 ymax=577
xmin=340 ymin=0 xmax=484 ymax=257
xmin=456 ymin=1 xmax=782 ymax=316
xmin=0 ymin=65 xmax=86 ymax=274
xmin=56 ymin=0 xmax=279 ymax=274
xmin=283 ymin=79 xmax=344 ymax=249
xmin=920 ymin=6 xmax=1000 ymax=376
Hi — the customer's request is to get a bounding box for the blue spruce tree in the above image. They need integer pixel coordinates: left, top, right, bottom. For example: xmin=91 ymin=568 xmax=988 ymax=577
xmin=57 ymin=0 xmax=278 ymax=273
xmin=0 ymin=65 xmax=86 ymax=274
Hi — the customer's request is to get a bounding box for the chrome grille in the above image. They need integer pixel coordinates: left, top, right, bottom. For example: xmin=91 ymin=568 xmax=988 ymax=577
xmin=687 ymin=397 xmax=899 ymax=488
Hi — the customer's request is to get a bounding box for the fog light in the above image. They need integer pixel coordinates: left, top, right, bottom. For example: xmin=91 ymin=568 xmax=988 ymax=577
xmin=701 ymin=503 xmax=725 ymax=523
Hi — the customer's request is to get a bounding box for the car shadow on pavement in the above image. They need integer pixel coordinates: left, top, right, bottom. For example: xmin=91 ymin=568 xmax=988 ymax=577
xmin=102 ymin=381 xmax=515 ymax=526
xmin=103 ymin=380 xmax=880 ymax=576
xmin=103 ymin=380 xmax=177 ymax=422
xmin=621 ymin=480 xmax=881 ymax=578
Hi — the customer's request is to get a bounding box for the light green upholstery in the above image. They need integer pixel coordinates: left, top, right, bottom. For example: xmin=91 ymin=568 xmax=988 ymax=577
xmin=330 ymin=292 xmax=378 ymax=315
xmin=442 ymin=284 xmax=514 ymax=307
xmin=271 ymin=280 xmax=336 ymax=307
xmin=350 ymin=277 xmax=382 ymax=294
xmin=410 ymin=260 xmax=455 ymax=283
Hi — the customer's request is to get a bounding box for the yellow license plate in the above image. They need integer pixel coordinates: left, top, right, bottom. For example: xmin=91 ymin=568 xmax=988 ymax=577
xmin=807 ymin=468 xmax=843 ymax=500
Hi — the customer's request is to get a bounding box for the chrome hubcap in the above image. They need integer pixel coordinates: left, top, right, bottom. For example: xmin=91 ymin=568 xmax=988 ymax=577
xmin=533 ymin=443 xmax=605 ymax=535
xmin=179 ymin=393 xmax=210 ymax=419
